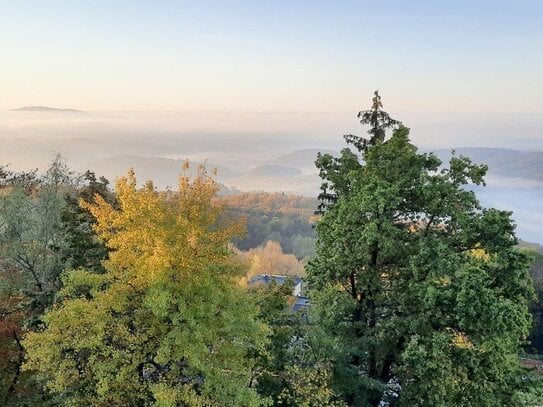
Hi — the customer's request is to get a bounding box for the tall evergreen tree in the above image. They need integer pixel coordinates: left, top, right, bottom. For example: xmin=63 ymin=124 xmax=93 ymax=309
xmin=308 ymin=93 xmax=540 ymax=406
xmin=60 ymin=170 xmax=114 ymax=273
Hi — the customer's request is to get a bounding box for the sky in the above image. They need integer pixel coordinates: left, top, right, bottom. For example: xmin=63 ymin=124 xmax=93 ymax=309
xmin=1 ymin=1 xmax=543 ymax=114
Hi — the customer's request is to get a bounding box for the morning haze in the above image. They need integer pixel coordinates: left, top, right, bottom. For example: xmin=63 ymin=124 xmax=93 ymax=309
xmin=3 ymin=2 xmax=543 ymax=406
xmin=1 ymin=1 xmax=542 ymax=244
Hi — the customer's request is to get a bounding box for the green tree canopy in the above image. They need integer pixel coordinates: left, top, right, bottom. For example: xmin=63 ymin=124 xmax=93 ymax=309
xmin=0 ymin=157 xmax=113 ymax=405
xmin=308 ymin=123 xmax=539 ymax=406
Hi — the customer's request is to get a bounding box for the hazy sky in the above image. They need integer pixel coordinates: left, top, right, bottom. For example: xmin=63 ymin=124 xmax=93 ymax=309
xmin=2 ymin=1 xmax=542 ymax=113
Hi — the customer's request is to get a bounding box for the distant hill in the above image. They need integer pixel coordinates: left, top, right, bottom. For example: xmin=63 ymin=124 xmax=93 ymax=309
xmin=226 ymin=173 xmax=320 ymax=196
xmin=265 ymin=148 xmax=339 ymax=174
xmin=519 ymin=240 xmax=543 ymax=254
xmin=222 ymin=150 xmax=332 ymax=195
xmin=11 ymin=106 xmax=82 ymax=113
xmin=433 ymin=148 xmax=543 ymax=183
xmin=269 ymin=147 xmax=543 ymax=182
xmin=248 ymin=165 xmax=302 ymax=177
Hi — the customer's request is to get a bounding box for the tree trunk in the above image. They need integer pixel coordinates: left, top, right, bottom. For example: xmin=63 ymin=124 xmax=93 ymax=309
xmin=6 ymin=331 xmax=24 ymax=401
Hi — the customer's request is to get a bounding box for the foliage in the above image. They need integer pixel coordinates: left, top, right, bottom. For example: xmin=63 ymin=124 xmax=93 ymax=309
xmin=219 ymin=192 xmax=317 ymax=216
xmin=0 ymin=156 xmax=71 ymax=317
xmin=59 ymin=170 xmax=114 ymax=273
xmin=525 ymin=248 xmax=543 ymax=353
xmin=248 ymin=279 xmax=344 ymax=406
xmin=0 ymin=157 xmax=112 ymax=405
xmin=219 ymin=192 xmax=317 ymax=260
xmin=277 ymin=363 xmax=347 ymax=407
xmin=238 ymin=241 xmax=305 ymax=281
xmin=249 ymin=281 xmax=298 ymax=401
xmin=0 ymin=157 xmax=74 ymax=405
xmin=23 ymin=166 xmax=269 ymax=406
xmin=0 ymin=268 xmax=28 ymax=404
xmin=308 ymin=125 xmax=538 ymax=406
xmin=0 ymin=164 xmax=39 ymax=192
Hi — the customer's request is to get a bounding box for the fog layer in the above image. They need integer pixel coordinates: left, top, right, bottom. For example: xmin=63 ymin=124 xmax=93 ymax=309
xmin=1 ymin=110 xmax=541 ymax=243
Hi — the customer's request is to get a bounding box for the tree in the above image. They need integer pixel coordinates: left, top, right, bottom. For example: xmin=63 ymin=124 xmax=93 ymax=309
xmin=0 ymin=156 xmax=74 ymax=405
xmin=307 ymin=95 xmax=538 ymax=406
xmin=248 ymin=273 xmax=345 ymax=406
xmin=238 ymin=241 xmax=306 ymax=281
xmin=249 ymin=280 xmax=299 ymax=402
xmin=524 ymin=248 xmax=543 ymax=353
xmin=0 ymin=156 xmax=72 ymax=313
xmin=23 ymin=166 xmax=269 ymax=406
xmin=59 ymin=170 xmax=114 ymax=273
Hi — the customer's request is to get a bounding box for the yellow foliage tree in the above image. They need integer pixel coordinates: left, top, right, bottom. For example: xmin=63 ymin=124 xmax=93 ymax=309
xmin=238 ymin=241 xmax=305 ymax=280
xmin=23 ymin=166 xmax=268 ymax=406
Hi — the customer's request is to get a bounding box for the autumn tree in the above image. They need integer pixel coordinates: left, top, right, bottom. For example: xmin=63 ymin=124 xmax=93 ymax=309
xmin=307 ymin=96 xmax=539 ymax=406
xmin=23 ymin=166 xmax=269 ymax=406
xmin=238 ymin=241 xmax=305 ymax=281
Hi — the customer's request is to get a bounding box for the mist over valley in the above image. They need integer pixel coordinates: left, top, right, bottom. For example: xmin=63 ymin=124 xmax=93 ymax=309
xmin=1 ymin=109 xmax=541 ymax=243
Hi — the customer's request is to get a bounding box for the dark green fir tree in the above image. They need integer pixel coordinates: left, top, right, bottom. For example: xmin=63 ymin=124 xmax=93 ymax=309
xmin=308 ymin=92 xmax=542 ymax=406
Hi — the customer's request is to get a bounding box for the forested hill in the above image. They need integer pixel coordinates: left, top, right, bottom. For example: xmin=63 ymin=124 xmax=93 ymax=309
xmin=433 ymin=148 xmax=543 ymax=182
xmin=264 ymin=148 xmax=339 ymax=173
xmin=218 ymin=192 xmax=318 ymax=259
xmin=218 ymin=191 xmax=317 ymax=216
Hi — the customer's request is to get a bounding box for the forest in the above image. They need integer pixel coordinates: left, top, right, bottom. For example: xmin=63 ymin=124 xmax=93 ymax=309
xmin=2 ymin=119 xmax=543 ymax=406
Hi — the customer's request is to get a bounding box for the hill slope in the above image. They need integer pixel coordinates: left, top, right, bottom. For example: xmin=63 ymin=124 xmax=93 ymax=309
xmin=265 ymin=148 xmax=339 ymax=174
xmin=433 ymin=148 xmax=543 ymax=183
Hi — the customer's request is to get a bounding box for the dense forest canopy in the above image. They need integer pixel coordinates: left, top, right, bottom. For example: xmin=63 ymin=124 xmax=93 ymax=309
xmin=218 ymin=192 xmax=317 ymax=260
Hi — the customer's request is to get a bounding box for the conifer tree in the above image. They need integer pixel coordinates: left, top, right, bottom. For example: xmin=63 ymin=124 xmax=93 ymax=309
xmin=308 ymin=93 xmax=540 ymax=406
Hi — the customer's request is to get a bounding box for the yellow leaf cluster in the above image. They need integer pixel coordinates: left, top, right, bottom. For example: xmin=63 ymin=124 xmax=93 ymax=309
xmin=470 ymin=248 xmax=490 ymax=262
xmin=447 ymin=328 xmax=475 ymax=350
xmin=81 ymin=165 xmax=243 ymax=290
xmin=236 ymin=241 xmax=305 ymax=282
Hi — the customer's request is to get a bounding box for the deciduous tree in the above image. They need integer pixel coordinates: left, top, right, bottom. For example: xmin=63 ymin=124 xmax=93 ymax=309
xmin=23 ymin=166 xmax=269 ymax=406
xmin=0 ymin=156 xmax=74 ymax=404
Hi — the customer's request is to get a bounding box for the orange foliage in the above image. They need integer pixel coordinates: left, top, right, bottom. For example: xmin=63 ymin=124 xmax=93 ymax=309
xmin=217 ymin=192 xmax=317 ymax=218
xmin=237 ymin=241 xmax=305 ymax=280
